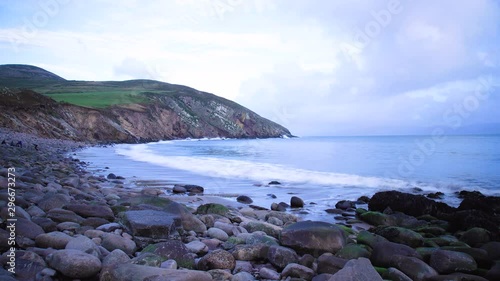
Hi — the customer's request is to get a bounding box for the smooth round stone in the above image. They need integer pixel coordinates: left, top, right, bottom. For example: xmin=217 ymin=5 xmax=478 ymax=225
xmin=207 ymin=227 xmax=229 ymax=241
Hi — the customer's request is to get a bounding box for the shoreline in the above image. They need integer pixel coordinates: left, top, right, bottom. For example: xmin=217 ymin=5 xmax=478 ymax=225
xmin=1 ymin=129 xmax=500 ymax=280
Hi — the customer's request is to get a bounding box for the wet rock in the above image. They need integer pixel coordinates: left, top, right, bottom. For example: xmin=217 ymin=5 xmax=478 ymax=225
xmin=131 ymin=252 xmax=164 ymax=267
xmin=335 ymin=243 xmax=371 ymax=260
xmin=185 ymin=240 xmax=209 ymax=255
xmin=232 ymin=271 xmax=256 ymax=281
xmin=142 ymin=240 xmax=195 ymax=269
xmin=46 ymin=249 xmax=101 ymax=279
xmin=370 ymin=241 xmax=421 ymax=268
xmin=16 ymin=217 xmax=45 ymax=240
xmin=196 ymin=203 xmax=230 ymax=216
xmin=47 ymin=208 xmax=85 ymax=224
xmin=237 ymin=195 xmax=253 ymax=204
xmin=268 ymin=181 xmax=281 ymax=185
xmin=107 ymin=173 xmax=117 ymax=179
xmin=374 ymin=226 xmax=424 ymax=248
xmin=161 ymin=259 xmax=178 ymax=269
xmin=232 ymin=244 xmax=268 ymax=261
xmin=280 ymin=221 xmax=346 ymax=256
xmin=393 ymin=255 xmax=438 ymax=281
xmin=259 ymin=267 xmax=280 ymax=279
xmin=97 ymin=222 xmax=122 ymax=232
xmin=359 ymin=211 xmax=397 ymax=226
xmin=65 ymin=204 xmax=114 ymax=220
xmin=101 ymin=233 xmax=137 ymax=255
xmin=102 ymin=249 xmax=130 ymax=268
xmin=35 ymin=231 xmax=73 ymax=249
xmin=429 ymin=249 xmax=477 ymax=274
xmin=317 ymin=253 xmax=347 ymax=274
xmin=356 ymin=230 xmax=388 ymax=248
xmin=387 ymin=267 xmax=413 ymax=281
xmin=173 ymin=185 xmax=187 ymax=193
xmin=183 ymin=184 xmax=204 ymax=194
xmin=481 ymin=241 xmax=500 ymax=260
xmin=290 ymin=196 xmax=304 ymax=208
xmin=335 ymin=200 xmax=356 ymax=210
xmin=240 ymin=220 xmax=282 ymax=238
xmin=281 ymin=263 xmax=315 ymax=280
xmin=31 ymin=217 xmax=57 ymax=232
xmin=267 ymin=245 xmax=299 ymax=269
xmin=100 ymin=263 xmax=212 ymax=281
xmin=65 ymin=235 xmax=100 ymax=257
xmin=369 ymin=191 xmax=455 ymax=217
xmin=329 ymin=257 xmax=383 ymax=281
xmin=37 ymin=194 xmax=71 ymax=212
xmin=121 ymin=210 xmax=178 ymax=239
xmin=198 ymin=249 xmax=236 ymax=271
xmin=207 ymin=227 xmax=229 ymax=241
xmin=459 ymin=227 xmax=490 ymax=247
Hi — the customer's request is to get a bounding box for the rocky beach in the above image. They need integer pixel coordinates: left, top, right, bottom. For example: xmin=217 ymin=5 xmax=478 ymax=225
xmin=1 ymin=129 xmax=500 ymax=281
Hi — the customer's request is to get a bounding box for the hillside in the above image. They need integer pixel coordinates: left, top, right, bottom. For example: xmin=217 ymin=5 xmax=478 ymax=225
xmin=0 ymin=65 xmax=292 ymax=142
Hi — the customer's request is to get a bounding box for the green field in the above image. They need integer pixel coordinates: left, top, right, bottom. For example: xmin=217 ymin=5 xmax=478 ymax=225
xmin=48 ymin=91 xmax=148 ymax=108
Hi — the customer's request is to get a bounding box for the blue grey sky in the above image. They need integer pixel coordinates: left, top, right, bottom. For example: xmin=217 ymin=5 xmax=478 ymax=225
xmin=1 ymin=0 xmax=500 ymax=136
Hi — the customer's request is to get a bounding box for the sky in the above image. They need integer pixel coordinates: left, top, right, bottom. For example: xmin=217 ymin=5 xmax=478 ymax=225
xmin=1 ymin=0 xmax=500 ymax=136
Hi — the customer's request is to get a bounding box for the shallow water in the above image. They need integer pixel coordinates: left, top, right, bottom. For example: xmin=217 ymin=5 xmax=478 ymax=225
xmin=75 ymin=135 xmax=500 ymax=223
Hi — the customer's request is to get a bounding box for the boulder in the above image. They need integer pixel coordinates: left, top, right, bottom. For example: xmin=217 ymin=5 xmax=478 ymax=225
xmin=370 ymin=241 xmax=421 ymax=267
xmin=374 ymin=226 xmax=424 ymax=248
xmin=237 ymin=195 xmax=253 ymax=204
xmin=37 ymin=193 xmax=71 ymax=212
xmin=142 ymin=240 xmax=195 ymax=269
xmin=290 ymin=196 xmax=304 ymax=208
xmin=429 ymin=249 xmax=477 ymax=274
xmin=65 ymin=235 xmax=100 ymax=257
xmin=328 ymin=257 xmax=382 ymax=281
xmin=16 ymin=217 xmax=45 ymax=240
xmin=459 ymin=227 xmax=490 ymax=247
xmin=100 ymin=263 xmax=212 ymax=281
xmin=240 ymin=220 xmax=282 ymax=238
xmin=281 ymin=263 xmax=315 ymax=280
xmin=102 ymin=249 xmax=131 ymax=268
xmin=368 ymin=191 xmax=455 ymax=217
xmin=393 ymin=256 xmax=438 ymax=281
xmin=185 ymin=240 xmax=209 ymax=255
xmin=121 ymin=210 xmax=178 ymax=239
xmin=232 ymin=244 xmax=268 ymax=261
xmin=335 ymin=200 xmax=356 ymax=210
xmin=267 ymin=245 xmax=299 ymax=269
xmin=207 ymin=227 xmax=229 ymax=241
xmin=360 ymin=211 xmax=397 ymax=226
xmin=46 ymin=249 xmax=101 ymax=279
xmin=335 ymin=244 xmax=371 ymax=260
xmin=101 ymin=233 xmax=137 ymax=255
xmin=65 ymin=204 xmax=114 ymax=220
xmin=35 ymin=231 xmax=73 ymax=249
xmin=198 ymin=249 xmax=235 ymax=270
xmin=280 ymin=221 xmax=346 ymax=256
xmin=317 ymin=253 xmax=348 ymax=274
xmin=47 ymin=208 xmax=85 ymax=224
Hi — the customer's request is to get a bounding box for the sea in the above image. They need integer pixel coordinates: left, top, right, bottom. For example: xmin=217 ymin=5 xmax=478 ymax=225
xmin=74 ymin=135 xmax=500 ymax=222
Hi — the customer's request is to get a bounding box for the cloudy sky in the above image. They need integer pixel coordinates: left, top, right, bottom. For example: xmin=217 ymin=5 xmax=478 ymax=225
xmin=1 ymin=0 xmax=500 ymax=136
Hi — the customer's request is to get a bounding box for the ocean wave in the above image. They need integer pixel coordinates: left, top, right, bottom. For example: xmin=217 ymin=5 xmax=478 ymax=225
xmin=115 ymin=144 xmax=434 ymax=192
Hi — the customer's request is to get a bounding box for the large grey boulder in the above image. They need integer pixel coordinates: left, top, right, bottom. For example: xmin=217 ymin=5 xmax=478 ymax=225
xmin=46 ymin=249 xmax=101 ymax=279
xmin=65 ymin=235 xmax=100 ymax=257
xmin=267 ymin=245 xmax=299 ymax=269
xmin=100 ymin=263 xmax=213 ymax=281
xmin=142 ymin=240 xmax=195 ymax=269
xmin=393 ymin=256 xmax=438 ymax=281
xmin=35 ymin=231 xmax=73 ymax=249
xmin=198 ymin=249 xmax=236 ymax=271
xmin=370 ymin=241 xmax=421 ymax=267
xmin=280 ymin=221 xmax=346 ymax=256
xmin=101 ymin=233 xmax=137 ymax=255
xmin=65 ymin=204 xmax=114 ymax=220
xmin=16 ymin=217 xmax=45 ymax=239
xmin=328 ymin=257 xmax=382 ymax=281
xmin=429 ymin=249 xmax=477 ymax=274
xmin=121 ymin=210 xmax=178 ymax=239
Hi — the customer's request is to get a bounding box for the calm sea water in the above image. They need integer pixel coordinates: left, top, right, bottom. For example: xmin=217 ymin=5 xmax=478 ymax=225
xmin=75 ymin=135 xmax=500 ymax=222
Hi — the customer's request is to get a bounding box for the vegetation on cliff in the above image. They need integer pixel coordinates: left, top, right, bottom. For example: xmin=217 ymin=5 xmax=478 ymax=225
xmin=0 ymin=64 xmax=292 ymax=142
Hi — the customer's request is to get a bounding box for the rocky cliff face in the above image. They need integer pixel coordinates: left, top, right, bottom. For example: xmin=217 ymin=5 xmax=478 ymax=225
xmin=0 ymin=89 xmax=291 ymax=143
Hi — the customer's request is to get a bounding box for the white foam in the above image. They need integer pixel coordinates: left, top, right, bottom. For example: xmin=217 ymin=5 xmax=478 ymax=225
xmin=116 ymin=144 xmax=423 ymax=191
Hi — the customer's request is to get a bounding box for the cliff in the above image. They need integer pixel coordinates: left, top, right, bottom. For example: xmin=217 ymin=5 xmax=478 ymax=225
xmin=0 ymin=65 xmax=292 ymax=142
